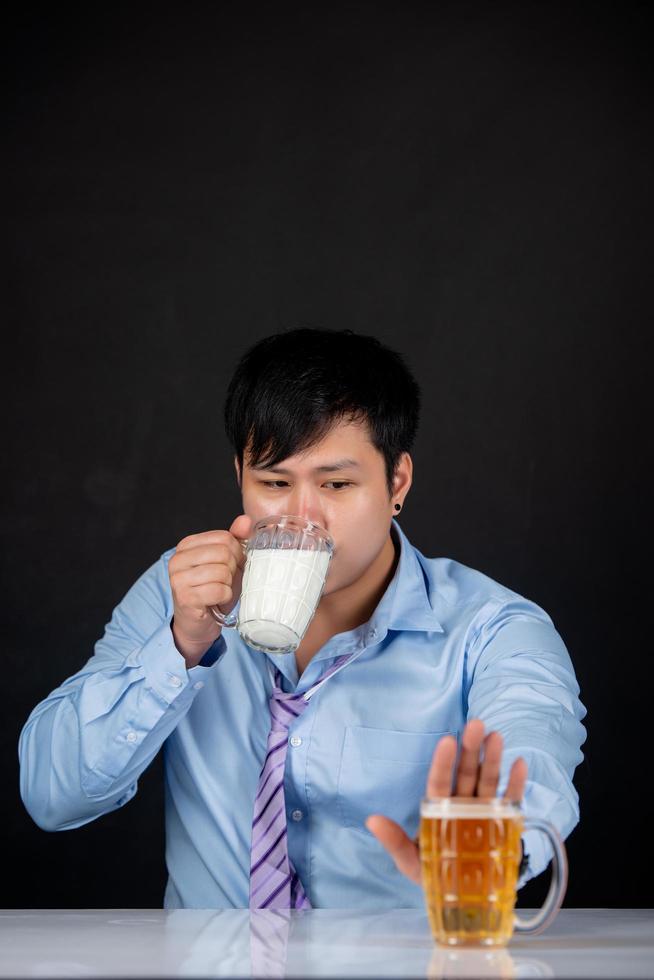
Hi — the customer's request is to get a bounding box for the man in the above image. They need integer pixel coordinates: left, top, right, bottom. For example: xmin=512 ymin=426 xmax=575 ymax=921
xmin=19 ymin=327 xmax=587 ymax=909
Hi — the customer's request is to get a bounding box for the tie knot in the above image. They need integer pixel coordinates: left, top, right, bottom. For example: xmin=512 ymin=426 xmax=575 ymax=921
xmin=269 ymin=682 xmax=308 ymax=732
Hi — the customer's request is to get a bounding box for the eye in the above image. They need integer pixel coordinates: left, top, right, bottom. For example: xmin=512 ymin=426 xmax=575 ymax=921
xmin=260 ymin=481 xmax=353 ymax=491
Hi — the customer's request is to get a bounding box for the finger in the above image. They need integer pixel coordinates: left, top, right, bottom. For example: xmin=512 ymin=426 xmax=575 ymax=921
xmin=174 ymin=563 xmax=234 ymax=588
xmin=365 ymin=815 xmax=422 ymax=885
xmin=189 ymin=582 xmax=234 ymax=610
xmin=455 ymin=718 xmax=486 ymax=796
xmin=426 ymin=735 xmax=458 ymax=798
xmin=502 ymin=756 xmax=528 ymax=803
xmin=176 ymin=529 xmax=234 ymax=551
xmin=476 ymin=730 xmax=504 ymax=798
xmin=175 ymin=542 xmax=240 ymax=574
xmin=503 ymin=757 xmax=527 ymax=803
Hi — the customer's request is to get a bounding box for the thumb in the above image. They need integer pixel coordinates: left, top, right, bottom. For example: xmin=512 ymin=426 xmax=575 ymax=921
xmin=229 ymin=513 xmax=254 ymax=544
xmin=365 ymin=815 xmax=422 ymax=885
xmin=228 ymin=514 xmax=254 ymax=572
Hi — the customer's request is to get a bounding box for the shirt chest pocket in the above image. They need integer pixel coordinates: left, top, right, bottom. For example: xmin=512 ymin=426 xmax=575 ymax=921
xmin=336 ymin=726 xmax=455 ymax=834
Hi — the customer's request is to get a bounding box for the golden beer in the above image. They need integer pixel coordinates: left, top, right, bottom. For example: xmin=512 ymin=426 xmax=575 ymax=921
xmin=420 ymin=798 xmax=533 ymax=947
xmin=420 ymin=798 xmax=568 ymax=946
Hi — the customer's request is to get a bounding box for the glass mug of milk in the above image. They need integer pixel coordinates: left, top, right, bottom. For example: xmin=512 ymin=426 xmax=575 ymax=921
xmin=208 ymin=514 xmax=334 ymax=654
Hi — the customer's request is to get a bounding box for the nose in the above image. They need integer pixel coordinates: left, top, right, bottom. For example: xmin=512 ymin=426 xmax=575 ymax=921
xmin=275 ymin=492 xmax=334 ymax=553
xmin=284 ymin=487 xmax=326 ymax=530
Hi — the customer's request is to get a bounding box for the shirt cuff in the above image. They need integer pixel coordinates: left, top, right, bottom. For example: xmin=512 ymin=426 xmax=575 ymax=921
xmin=132 ymin=622 xmax=228 ymax=705
xmin=129 ymin=622 xmax=191 ymax=704
xmin=187 ymin=632 xmax=228 ymax=675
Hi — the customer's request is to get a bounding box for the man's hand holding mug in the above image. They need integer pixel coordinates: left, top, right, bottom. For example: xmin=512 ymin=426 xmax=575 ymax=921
xmin=168 ymin=515 xmax=253 ymax=668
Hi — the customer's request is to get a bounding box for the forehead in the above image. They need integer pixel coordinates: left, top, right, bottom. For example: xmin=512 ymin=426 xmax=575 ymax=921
xmin=244 ymin=418 xmax=379 ymax=470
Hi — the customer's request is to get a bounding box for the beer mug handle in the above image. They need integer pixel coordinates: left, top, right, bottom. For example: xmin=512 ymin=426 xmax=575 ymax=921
xmin=514 ymin=817 xmax=568 ymax=936
xmin=207 ymin=538 xmax=249 ymax=629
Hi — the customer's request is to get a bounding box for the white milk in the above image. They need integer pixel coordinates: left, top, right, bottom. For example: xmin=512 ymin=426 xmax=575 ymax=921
xmin=239 ymin=547 xmax=331 ymax=648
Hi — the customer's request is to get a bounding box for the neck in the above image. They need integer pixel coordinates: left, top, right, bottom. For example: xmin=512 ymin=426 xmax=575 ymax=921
xmin=295 ymin=525 xmax=399 ymax=674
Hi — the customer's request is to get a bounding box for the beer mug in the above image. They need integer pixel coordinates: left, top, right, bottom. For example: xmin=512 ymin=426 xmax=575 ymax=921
xmin=208 ymin=514 xmax=334 ymax=655
xmin=420 ymin=797 xmax=568 ymax=946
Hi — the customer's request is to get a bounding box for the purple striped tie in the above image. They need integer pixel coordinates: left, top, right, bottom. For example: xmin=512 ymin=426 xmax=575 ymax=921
xmin=249 ymin=654 xmax=353 ymax=909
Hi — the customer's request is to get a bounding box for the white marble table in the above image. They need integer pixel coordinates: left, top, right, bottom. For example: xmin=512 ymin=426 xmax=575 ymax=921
xmin=1 ymin=909 xmax=652 ymax=978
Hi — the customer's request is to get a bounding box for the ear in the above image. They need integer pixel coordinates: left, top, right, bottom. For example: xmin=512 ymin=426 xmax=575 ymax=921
xmin=392 ymin=452 xmax=413 ymax=499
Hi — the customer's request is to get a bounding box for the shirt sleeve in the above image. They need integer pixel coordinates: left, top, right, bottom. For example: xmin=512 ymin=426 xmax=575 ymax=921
xmin=18 ymin=548 xmax=228 ymax=832
xmin=465 ymin=596 xmax=587 ymax=888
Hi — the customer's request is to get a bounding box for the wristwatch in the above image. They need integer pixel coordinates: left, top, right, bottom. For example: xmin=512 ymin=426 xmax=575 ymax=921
xmin=519 ymin=840 xmax=530 ymax=878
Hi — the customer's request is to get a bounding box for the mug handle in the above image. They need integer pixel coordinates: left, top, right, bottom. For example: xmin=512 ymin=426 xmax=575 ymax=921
xmin=207 ymin=538 xmax=250 ymax=629
xmin=514 ymin=817 xmax=568 ymax=935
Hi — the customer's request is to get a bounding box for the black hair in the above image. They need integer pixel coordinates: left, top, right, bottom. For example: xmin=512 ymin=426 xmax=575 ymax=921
xmin=223 ymin=327 xmax=421 ymax=499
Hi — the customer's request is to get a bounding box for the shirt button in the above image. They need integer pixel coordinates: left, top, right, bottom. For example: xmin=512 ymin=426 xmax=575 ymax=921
xmin=289 ymin=736 xmax=302 ymax=747
xmin=193 ymin=681 xmax=204 ymax=690
xmin=126 ymin=731 xmax=138 ymax=743
xmin=169 ymin=675 xmax=182 ymax=688
xmin=291 ymin=809 xmax=303 ymax=821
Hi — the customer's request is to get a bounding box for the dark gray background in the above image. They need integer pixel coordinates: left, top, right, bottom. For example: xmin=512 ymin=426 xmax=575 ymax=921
xmin=3 ymin=1 xmax=650 ymax=908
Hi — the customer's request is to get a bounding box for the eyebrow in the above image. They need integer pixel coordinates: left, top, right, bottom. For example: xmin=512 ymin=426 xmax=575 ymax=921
xmin=250 ymin=457 xmax=362 ymax=475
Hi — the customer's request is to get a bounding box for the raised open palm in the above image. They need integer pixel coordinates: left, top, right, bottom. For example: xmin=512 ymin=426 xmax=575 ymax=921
xmin=365 ymin=718 xmax=528 ymax=884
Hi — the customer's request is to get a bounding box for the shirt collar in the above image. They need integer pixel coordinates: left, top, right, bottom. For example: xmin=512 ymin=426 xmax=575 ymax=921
xmin=369 ymin=518 xmax=444 ymax=636
xmin=264 ymin=517 xmax=444 ymax=687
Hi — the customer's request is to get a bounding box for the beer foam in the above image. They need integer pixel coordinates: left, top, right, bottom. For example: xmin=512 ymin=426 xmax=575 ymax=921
xmin=420 ymin=798 xmax=522 ymax=819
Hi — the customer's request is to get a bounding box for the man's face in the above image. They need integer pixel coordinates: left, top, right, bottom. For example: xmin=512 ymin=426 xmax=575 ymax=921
xmin=235 ymin=419 xmax=411 ymax=598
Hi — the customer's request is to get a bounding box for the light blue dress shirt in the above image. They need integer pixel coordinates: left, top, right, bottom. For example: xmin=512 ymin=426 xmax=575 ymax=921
xmin=18 ymin=518 xmax=587 ymax=909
